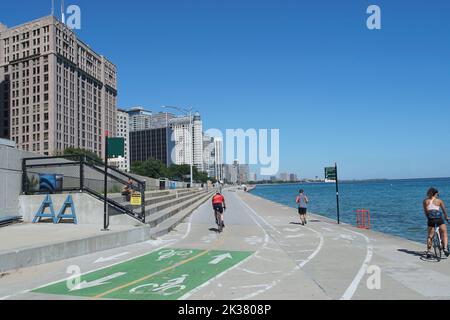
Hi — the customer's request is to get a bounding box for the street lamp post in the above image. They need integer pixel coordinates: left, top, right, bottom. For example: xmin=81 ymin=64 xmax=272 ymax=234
xmin=162 ymin=106 xmax=194 ymax=187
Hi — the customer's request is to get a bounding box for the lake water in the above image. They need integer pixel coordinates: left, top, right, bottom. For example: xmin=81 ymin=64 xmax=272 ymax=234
xmin=250 ymin=178 xmax=450 ymax=243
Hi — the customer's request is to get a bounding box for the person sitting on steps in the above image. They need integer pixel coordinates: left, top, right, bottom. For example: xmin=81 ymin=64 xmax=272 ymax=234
xmin=122 ymin=178 xmax=134 ymax=201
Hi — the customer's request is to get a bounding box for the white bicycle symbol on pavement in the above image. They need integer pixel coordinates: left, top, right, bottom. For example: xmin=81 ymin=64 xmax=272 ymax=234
xmin=157 ymin=249 xmax=193 ymax=261
xmin=129 ymin=274 xmax=189 ymax=296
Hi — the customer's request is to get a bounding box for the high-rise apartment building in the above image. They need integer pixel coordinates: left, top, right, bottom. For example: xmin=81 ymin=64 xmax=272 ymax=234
xmin=248 ymin=172 xmax=257 ymax=182
xmin=203 ymin=134 xmax=215 ymax=178
xmin=127 ymin=107 xmax=152 ymax=132
xmin=169 ymin=112 xmax=204 ymax=172
xmin=0 ymin=16 xmax=117 ymax=157
xmin=214 ymin=137 xmax=224 ymax=181
xmin=192 ymin=112 xmax=204 ymax=172
xmin=129 ymin=127 xmax=173 ymax=167
xmin=110 ymin=109 xmax=130 ymax=172
xmin=126 ymin=107 xmax=175 ymax=132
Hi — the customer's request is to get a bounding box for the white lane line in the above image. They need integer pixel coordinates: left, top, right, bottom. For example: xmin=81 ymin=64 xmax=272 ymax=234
xmin=238 ymin=268 xmax=283 ymax=275
xmin=178 ymin=254 xmax=255 ymax=300
xmin=10 ymin=200 xmax=202 ymax=299
xmin=238 ymin=195 xmax=324 ymax=269
xmin=179 ymin=193 xmax=271 ymax=300
xmin=0 ymin=295 xmax=11 ymax=300
xmin=231 ymin=284 xmax=271 ymax=290
xmin=235 ymin=194 xmax=324 ymax=299
xmin=285 ymin=234 xmax=305 ymax=239
xmin=340 ymin=229 xmax=373 ymax=300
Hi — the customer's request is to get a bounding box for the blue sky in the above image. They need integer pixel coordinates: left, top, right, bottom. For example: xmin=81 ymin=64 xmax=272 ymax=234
xmin=2 ymin=0 xmax=450 ymax=180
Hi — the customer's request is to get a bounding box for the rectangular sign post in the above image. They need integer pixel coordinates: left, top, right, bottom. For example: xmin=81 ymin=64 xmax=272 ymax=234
xmin=325 ymin=164 xmax=340 ymax=224
xmin=103 ymin=132 xmax=109 ymax=231
xmin=102 ymin=136 xmax=125 ymax=231
xmin=335 ymin=162 xmax=340 ymax=224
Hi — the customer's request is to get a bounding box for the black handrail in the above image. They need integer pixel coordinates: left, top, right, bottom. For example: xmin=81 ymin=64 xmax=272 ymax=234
xmin=22 ymin=155 xmax=146 ymax=224
xmin=22 ymin=155 xmax=145 ymax=185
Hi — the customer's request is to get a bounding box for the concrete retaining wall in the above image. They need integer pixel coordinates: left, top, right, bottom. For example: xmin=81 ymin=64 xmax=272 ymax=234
xmin=19 ymin=193 xmax=140 ymax=226
xmin=0 ymin=143 xmax=40 ymax=218
xmin=0 ymin=225 xmax=152 ymax=273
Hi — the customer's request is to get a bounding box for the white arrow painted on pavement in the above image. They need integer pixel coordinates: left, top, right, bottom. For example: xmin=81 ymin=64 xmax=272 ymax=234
xmin=70 ymin=272 xmax=126 ymax=292
xmin=94 ymin=252 xmax=130 ymax=264
xmin=209 ymin=253 xmax=232 ymax=265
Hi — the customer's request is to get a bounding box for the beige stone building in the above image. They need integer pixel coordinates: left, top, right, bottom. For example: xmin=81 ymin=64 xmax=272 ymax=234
xmin=0 ymin=15 xmax=117 ymax=158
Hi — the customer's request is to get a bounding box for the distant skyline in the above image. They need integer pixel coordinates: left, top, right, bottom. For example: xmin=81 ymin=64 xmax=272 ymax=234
xmin=2 ymin=0 xmax=450 ymax=180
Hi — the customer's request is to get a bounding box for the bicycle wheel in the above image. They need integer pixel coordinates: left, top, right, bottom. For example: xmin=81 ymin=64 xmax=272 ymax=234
xmin=433 ymin=235 xmax=442 ymax=261
xmin=216 ymin=212 xmax=222 ymax=233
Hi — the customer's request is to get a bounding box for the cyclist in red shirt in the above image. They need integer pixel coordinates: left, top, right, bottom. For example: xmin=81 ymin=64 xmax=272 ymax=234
xmin=212 ymin=192 xmax=226 ymax=228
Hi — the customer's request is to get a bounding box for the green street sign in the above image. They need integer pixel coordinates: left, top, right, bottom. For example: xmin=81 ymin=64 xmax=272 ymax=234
xmin=325 ymin=167 xmax=337 ymax=180
xmin=107 ymin=137 xmax=125 ymax=158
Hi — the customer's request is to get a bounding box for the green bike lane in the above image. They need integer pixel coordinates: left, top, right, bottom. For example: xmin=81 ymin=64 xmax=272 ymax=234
xmin=33 ymin=248 xmax=253 ymax=300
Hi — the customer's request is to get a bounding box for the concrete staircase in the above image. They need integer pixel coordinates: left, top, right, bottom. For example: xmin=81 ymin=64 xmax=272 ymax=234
xmin=110 ymin=188 xmax=212 ymax=232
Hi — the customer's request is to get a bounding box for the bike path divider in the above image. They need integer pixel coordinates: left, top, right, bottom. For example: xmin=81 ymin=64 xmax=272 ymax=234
xmin=32 ymin=248 xmax=253 ymax=300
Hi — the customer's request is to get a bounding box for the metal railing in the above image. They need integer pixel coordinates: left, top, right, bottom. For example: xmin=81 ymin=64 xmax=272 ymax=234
xmin=22 ymin=155 xmax=146 ymax=224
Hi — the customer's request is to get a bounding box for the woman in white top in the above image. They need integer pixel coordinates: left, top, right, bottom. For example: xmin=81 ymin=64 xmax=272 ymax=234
xmin=423 ymin=187 xmax=449 ymax=257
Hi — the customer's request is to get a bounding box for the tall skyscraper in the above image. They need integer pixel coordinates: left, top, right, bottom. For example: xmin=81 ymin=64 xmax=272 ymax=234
xmin=248 ymin=172 xmax=257 ymax=182
xmin=279 ymin=172 xmax=289 ymax=182
xmin=129 ymin=127 xmax=173 ymax=167
xmin=192 ymin=112 xmax=204 ymax=172
xmin=169 ymin=112 xmax=204 ymax=172
xmin=202 ymin=134 xmax=215 ymax=178
xmin=110 ymin=109 xmax=130 ymax=172
xmin=214 ymin=137 xmax=224 ymax=181
xmin=126 ymin=107 xmax=176 ymax=131
xmin=238 ymin=164 xmax=250 ymax=183
xmin=0 ymin=16 xmax=117 ymax=158
xmin=224 ymin=160 xmax=239 ymax=184
xmin=126 ymin=107 xmax=152 ymax=132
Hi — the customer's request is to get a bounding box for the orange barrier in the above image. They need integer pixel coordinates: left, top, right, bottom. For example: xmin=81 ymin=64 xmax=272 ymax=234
xmin=356 ymin=209 xmax=371 ymax=229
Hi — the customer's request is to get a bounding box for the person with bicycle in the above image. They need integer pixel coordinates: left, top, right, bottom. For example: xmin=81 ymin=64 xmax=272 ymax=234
xmin=423 ymin=187 xmax=449 ymax=258
xmin=212 ymin=192 xmax=226 ymax=229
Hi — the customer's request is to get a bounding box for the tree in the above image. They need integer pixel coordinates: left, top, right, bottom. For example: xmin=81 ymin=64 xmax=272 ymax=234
xmin=167 ymin=164 xmax=191 ymax=182
xmin=62 ymin=148 xmax=102 ymax=163
xmin=131 ymin=158 xmax=168 ymax=179
xmin=193 ymin=168 xmax=208 ymax=183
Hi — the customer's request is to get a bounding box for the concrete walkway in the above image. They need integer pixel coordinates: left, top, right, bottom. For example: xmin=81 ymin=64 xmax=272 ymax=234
xmin=1 ymin=190 xmax=449 ymax=300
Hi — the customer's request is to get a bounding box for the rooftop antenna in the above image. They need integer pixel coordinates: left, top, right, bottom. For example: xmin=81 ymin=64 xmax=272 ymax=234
xmin=61 ymin=0 xmax=65 ymax=24
xmin=51 ymin=0 xmax=54 ymax=16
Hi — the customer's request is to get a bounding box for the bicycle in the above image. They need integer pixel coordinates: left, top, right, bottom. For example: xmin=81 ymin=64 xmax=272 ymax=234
xmin=430 ymin=220 xmax=449 ymax=262
xmin=214 ymin=206 xmax=225 ymax=233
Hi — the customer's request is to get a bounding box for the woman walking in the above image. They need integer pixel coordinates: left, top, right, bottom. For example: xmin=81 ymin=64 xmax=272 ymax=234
xmin=423 ymin=187 xmax=449 ymax=258
xmin=296 ymin=189 xmax=309 ymax=226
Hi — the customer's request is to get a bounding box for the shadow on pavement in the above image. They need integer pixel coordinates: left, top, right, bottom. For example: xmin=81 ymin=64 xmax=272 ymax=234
xmin=398 ymin=249 xmax=427 ymax=258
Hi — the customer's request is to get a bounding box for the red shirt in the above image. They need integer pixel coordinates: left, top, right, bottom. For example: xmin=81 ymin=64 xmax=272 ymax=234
xmin=212 ymin=194 xmax=225 ymax=205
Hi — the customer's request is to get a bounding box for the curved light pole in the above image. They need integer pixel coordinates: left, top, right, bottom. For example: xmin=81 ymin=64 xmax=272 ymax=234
xmin=162 ymin=105 xmax=194 ymax=187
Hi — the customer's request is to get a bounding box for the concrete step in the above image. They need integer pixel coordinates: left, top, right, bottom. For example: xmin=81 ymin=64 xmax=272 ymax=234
xmin=109 ymin=189 xmax=204 ymax=217
xmin=118 ymin=188 xmax=203 ymax=209
xmin=142 ymin=190 xmax=206 ymax=216
xmin=146 ymin=191 xmax=211 ymax=228
xmin=149 ymin=191 xmax=214 ymax=239
xmin=109 ymin=188 xmax=201 ymax=205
